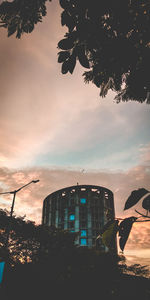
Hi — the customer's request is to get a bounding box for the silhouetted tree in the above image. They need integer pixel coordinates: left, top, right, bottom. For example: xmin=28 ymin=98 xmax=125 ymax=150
xmin=0 ymin=0 xmax=150 ymax=103
xmin=0 ymin=209 xmax=77 ymax=265
xmin=0 ymin=208 xmax=149 ymax=300
xmin=1 ymin=246 xmax=150 ymax=300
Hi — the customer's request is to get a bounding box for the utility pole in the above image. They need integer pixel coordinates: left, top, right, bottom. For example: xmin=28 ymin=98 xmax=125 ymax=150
xmin=0 ymin=180 xmax=40 ymax=255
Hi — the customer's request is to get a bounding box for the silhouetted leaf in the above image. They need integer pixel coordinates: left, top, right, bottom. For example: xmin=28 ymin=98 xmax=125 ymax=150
xmin=67 ymin=52 xmax=76 ymax=74
xmin=58 ymin=51 xmax=70 ymax=63
xmin=61 ymin=60 xmax=69 ymax=74
xmin=119 ymin=217 xmax=137 ymax=252
xmin=124 ymin=188 xmax=149 ymax=210
xmin=61 ymin=10 xmax=75 ymax=31
xmin=23 ymin=23 xmax=34 ymax=33
xmin=77 ymin=45 xmax=90 ymax=68
xmin=16 ymin=28 xmax=22 ymax=39
xmin=61 ymin=10 xmax=67 ymax=26
xmin=58 ymin=38 xmax=74 ymax=50
xmin=8 ymin=25 xmax=17 ymax=37
xmin=142 ymin=194 xmax=150 ymax=211
xmin=59 ymin=0 xmax=69 ymax=9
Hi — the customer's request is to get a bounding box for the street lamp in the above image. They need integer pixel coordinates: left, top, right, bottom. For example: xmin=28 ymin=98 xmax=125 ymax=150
xmin=0 ymin=179 xmax=40 ymax=251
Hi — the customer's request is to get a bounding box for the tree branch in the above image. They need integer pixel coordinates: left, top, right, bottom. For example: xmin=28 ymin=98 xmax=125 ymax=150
xmin=135 ymin=220 xmax=150 ymax=222
xmin=135 ymin=209 xmax=150 ymax=219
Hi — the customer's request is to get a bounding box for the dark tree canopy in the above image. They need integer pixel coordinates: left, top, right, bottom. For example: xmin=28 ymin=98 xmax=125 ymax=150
xmin=0 ymin=209 xmax=77 ymax=265
xmin=0 ymin=1 xmax=150 ymax=103
xmin=0 ymin=210 xmax=149 ymax=300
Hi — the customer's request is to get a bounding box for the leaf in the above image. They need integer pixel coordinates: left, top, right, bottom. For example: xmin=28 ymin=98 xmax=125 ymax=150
xmin=61 ymin=60 xmax=69 ymax=74
xmin=67 ymin=52 xmax=76 ymax=74
xmin=28 ymin=23 xmax=34 ymax=33
xmin=61 ymin=10 xmax=75 ymax=31
xmin=77 ymin=45 xmax=90 ymax=68
xmin=16 ymin=28 xmax=22 ymax=39
xmin=59 ymin=0 xmax=69 ymax=9
xmin=58 ymin=51 xmax=70 ymax=63
xmin=124 ymin=188 xmax=150 ymax=210
xmin=61 ymin=10 xmax=68 ymax=26
xmin=58 ymin=38 xmax=75 ymax=50
xmin=67 ymin=18 xmax=76 ymax=32
xmin=101 ymin=220 xmax=119 ymax=249
xmin=23 ymin=23 xmax=34 ymax=33
xmin=142 ymin=194 xmax=150 ymax=211
xmin=118 ymin=217 xmax=137 ymax=252
xmin=8 ymin=24 xmax=17 ymax=37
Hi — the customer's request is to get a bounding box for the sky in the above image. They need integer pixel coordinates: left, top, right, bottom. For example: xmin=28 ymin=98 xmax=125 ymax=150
xmin=0 ymin=1 xmax=150 ymax=266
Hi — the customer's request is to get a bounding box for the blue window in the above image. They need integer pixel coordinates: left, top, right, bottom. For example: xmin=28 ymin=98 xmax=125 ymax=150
xmin=81 ymin=230 xmax=87 ymax=237
xmin=80 ymin=238 xmax=87 ymax=246
xmin=80 ymin=198 xmax=86 ymax=204
xmin=69 ymin=214 xmax=75 ymax=221
xmin=0 ymin=262 xmax=5 ymax=284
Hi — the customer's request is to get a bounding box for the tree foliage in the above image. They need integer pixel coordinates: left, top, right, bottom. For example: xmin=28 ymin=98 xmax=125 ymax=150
xmin=1 ymin=247 xmax=150 ymax=300
xmin=0 ymin=0 xmax=150 ymax=103
xmin=124 ymin=187 xmax=150 ymax=218
xmin=118 ymin=217 xmax=137 ymax=252
xmin=0 ymin=209 xmax=77 ymax=265
xmin=0 ymin=0 xmax=51 ymax=38
xmin=99 ymin=218 xmax=137 ymax=253
xmin=124 ymin=188 xmax=150 ymax=211
xmin=100 ymin=188 xmax=150 ymax=252
xmin=0 ymin=192 xmax=150 ymax=300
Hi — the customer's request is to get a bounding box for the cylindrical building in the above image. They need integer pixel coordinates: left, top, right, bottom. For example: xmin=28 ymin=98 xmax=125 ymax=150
xmin=42 ymin=184 xmax=116 ymax=250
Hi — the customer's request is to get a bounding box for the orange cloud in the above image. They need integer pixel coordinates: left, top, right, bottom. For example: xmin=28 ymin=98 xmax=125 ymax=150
xmin=124 ymin=222 xmax=150 ymax=250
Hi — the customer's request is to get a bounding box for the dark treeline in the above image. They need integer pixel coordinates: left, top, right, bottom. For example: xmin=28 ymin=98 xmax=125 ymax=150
xmin=0 ymin=209 xmax=150 ymax=299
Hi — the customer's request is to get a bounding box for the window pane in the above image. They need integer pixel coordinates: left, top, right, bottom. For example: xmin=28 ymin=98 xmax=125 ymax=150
xmin=80 ymin=238 xmax=87 ymax=246
xmin=81 ymin=230 xmax=87 ymax=237
xmin=80 ymin=198 xmax=86 ymax=204
xmin=69 ymin=214 xmax=75 ymax=221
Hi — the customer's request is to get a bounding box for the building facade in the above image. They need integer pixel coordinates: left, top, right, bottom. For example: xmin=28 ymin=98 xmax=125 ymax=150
xmin=42 ymin=184 xmax=116 ymax=250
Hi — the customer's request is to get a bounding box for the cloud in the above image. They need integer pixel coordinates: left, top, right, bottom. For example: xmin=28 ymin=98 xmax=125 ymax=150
xmin=124 ymin=222 xmax=150 ymax=250
xmin=0 ymin=1 xmax=150 ymax=172
xmin=139 ymin=144 xmax=150 ymax=165
xmin=125 ymin=250 xmax=150 ymax=272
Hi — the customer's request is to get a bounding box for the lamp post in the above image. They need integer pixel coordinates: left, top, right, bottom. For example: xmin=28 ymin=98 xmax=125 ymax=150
xmin=0 ymin=179 xmax=40 ymax=252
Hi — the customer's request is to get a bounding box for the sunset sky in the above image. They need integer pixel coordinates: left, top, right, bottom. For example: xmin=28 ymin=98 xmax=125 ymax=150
xmin=0 ymin=1 xmax=150 ymax=265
